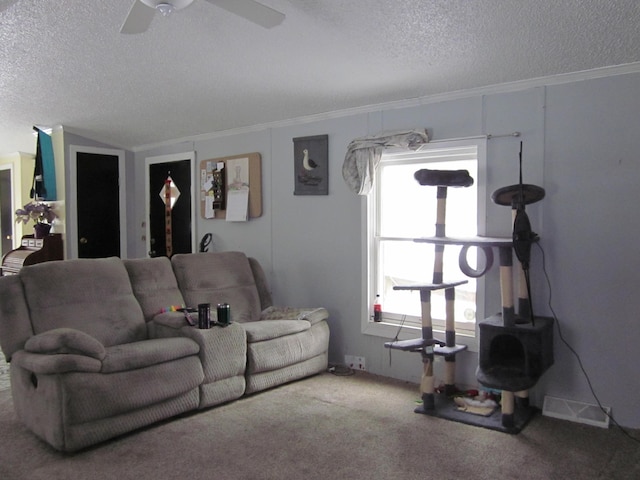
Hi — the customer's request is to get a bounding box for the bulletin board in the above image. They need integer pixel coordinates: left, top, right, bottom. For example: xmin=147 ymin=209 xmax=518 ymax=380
xmin=199 ymin=152 xmax=262 ymax=220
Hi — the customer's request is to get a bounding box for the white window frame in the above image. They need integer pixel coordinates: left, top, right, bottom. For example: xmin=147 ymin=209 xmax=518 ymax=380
xmin=361 ymin=138 xmax=488 ymax=352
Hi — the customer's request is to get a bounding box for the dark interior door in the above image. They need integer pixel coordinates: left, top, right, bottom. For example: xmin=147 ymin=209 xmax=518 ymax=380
xmin=76 ymin=152 xmax=120 ymax=258
xmin=148 ymin=160 xmax=191 ymax=257
xmin=0 ymin=169 xmax=13 ymax=257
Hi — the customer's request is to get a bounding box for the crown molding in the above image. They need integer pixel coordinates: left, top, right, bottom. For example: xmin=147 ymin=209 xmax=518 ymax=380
xmin=128 ymin=62 xmax=640 ymax=153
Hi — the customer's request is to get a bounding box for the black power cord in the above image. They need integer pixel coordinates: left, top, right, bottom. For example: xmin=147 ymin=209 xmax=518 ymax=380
xmin=388 ymin=315 xmax=408 ymax=366
xmin=536 ymin=242 xmax=639 ymax=444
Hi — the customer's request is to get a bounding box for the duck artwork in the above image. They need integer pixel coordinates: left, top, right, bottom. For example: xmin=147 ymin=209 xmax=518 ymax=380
xmin=298 ymin=148 xmax=322 ymax=186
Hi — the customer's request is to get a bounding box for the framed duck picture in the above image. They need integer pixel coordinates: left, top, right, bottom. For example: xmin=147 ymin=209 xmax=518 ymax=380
xmin=293 ymin=134 xmax=328 ymax=195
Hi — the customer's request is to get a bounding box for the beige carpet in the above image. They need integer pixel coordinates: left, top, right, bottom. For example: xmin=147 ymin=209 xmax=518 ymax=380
xmin=0 ymin=370 xmax=638 ymax=480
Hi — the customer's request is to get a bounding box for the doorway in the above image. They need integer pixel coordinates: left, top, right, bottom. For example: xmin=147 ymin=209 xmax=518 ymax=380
xmin=145 ymin=152 xmax=195 ymax=257
xmin=69 ymin=146 xmax=126 ymax=259
xmin=0 ymin=166 xmax=13 ymax=257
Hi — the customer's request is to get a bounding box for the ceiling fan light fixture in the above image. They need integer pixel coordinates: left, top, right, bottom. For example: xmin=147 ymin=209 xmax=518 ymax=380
xmin=122 ymin=0 xmax=284 ymax=35
xmin=156 ymin=3 xmax=175 ymax=16
xmin=139 ymin=0 xmax=194 ymax=13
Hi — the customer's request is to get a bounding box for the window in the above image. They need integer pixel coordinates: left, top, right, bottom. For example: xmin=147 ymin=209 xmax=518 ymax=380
xmin=364 ymin=138 xmax=487 ymax=348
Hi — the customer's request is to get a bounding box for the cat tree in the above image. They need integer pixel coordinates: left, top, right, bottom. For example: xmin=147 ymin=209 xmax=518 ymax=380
xmin=385 ymin=144 xmax=553 ymax=433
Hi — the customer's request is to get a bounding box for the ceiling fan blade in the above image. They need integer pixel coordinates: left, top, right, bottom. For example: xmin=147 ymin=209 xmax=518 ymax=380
xmin=120 ymin=0 xmax=156 ymax=34
xmin=206 ymin=0 xmax=285 ymax=28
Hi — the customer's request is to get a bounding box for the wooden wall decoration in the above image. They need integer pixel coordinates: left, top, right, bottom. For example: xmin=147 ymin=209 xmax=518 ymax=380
xmin=199 ymin=152 xmax=262 ymax=219
xmin=293 ymin=134 xmax=328 ymax=195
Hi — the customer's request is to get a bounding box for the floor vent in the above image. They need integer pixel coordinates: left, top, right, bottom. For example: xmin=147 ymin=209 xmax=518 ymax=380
xmin=542 ymin=395 xmax=611 ymax=428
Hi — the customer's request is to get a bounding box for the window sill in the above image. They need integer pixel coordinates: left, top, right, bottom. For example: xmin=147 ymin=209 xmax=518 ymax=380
xmin=362 ymin=319 xmax=478 ymax=353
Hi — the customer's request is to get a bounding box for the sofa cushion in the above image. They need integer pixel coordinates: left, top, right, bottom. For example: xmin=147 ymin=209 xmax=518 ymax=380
xmin=61 ymin=355 xmax=204 ymax=425
xmin=260 ymin=307 xmax=329 ymax=325
xmin=101 ymin=337 xmax=199 ymax=373
xmin=19 ymin=257 xmax=147 ymax=347
xmin=124 ymin=257 xmax=186 ymax=322
xmin=246 ymin=322 xmax=329 ymax=374
xmin=242 ymin=320 xmax=310 ymax=343
xmin=171 ymin=252 xmax=261 ymax=323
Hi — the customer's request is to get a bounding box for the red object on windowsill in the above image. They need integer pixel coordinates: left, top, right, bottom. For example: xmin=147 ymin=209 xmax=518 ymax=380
xmin=373 ymin=295 xmax=382 ymax=322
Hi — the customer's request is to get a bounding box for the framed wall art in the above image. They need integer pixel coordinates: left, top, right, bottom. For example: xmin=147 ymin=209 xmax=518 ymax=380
xmin=293 ymin=134 xmax=328 ymax=195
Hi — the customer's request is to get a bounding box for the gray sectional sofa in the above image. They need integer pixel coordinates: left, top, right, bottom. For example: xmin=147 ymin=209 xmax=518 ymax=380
xmin=0 ymin=251 xmax=330 ymax=452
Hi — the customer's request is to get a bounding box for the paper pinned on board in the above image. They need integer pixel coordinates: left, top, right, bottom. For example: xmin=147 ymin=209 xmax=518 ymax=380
xmin=205 ymin=196 xmax=215 ymax=219
xmin=225 ymin=189 xmax=249 ymax=221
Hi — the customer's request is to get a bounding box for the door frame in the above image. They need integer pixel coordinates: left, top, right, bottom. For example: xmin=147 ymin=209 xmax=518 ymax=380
xmin=69 ymin=145 xmax=127 ymax=259
xmin=145 ymin=151 xmax=197 ymax=256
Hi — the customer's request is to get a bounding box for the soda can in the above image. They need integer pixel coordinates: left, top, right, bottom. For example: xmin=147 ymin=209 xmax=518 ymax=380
xmin=217 ymin=303 xmax=230 ymax=325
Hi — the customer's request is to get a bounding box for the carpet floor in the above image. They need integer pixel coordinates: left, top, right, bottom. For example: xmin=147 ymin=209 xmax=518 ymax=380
xmin=0 ymin=369 xmax=638 ymax=480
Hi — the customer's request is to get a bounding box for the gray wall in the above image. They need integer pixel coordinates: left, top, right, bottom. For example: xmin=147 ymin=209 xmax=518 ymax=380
xmin=125 ymin=70 xmax=640 ymax=428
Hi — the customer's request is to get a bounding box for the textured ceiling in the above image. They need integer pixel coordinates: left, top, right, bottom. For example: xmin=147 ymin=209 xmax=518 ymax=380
xmin=1 ymin=0 xmax=640 ymax=156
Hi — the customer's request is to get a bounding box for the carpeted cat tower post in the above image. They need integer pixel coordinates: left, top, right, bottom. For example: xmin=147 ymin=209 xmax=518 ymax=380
xmin=384 ymin=169 xmax=473 ymax=411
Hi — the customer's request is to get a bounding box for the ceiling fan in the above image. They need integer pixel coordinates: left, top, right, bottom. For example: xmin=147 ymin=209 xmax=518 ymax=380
xmin=120 ymin=0 xmax=285 ymax=34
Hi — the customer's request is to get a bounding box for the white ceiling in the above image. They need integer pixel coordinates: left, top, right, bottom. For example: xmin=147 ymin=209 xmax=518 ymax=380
xmin=1 ymin=0 xmax=640 ymax=156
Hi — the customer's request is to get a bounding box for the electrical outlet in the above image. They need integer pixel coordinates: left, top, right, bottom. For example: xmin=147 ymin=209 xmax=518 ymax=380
xmin=344 ymin=355 xmax=354 ymax=369
xmin=345 ymin=355 xmax=366 ymax=371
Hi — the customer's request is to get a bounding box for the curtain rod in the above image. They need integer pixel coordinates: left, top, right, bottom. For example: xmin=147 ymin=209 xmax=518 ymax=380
xmin=429 ymin=132 xmax=520 ymax=143
xmin=487 ymin=131 xmax=520 ymax=139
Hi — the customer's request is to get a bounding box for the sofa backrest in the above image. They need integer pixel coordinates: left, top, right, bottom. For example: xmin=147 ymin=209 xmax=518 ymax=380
xmin=19 ymin=257 xmax=147 ymax=347
xmin=248 ymin=257 xmax=273 ymax=310
xmin=0 ymin=275 xmax=34 ymax=361
xmin=124 ymin=256 xmax=186 ymax=322
xmin=171 ymin=251 xmax=262 ymax=323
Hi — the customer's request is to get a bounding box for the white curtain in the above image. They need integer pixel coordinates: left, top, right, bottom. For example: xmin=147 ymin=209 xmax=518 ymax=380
xmin=341 ymin=129 xmax=429 ymax=195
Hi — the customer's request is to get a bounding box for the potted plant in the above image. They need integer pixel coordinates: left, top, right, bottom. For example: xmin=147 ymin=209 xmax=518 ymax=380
xmin=15 ymin=200 xmax=58 ymax=238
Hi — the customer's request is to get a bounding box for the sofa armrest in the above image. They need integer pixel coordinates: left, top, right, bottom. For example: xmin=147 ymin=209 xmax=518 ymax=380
xmin=11 ymin=349 xmax=102 ymax=375
xmin=260 ymin=307 xmax=328 ymax=325
xmin=24 ymin=328 xmax=106 ymax=360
